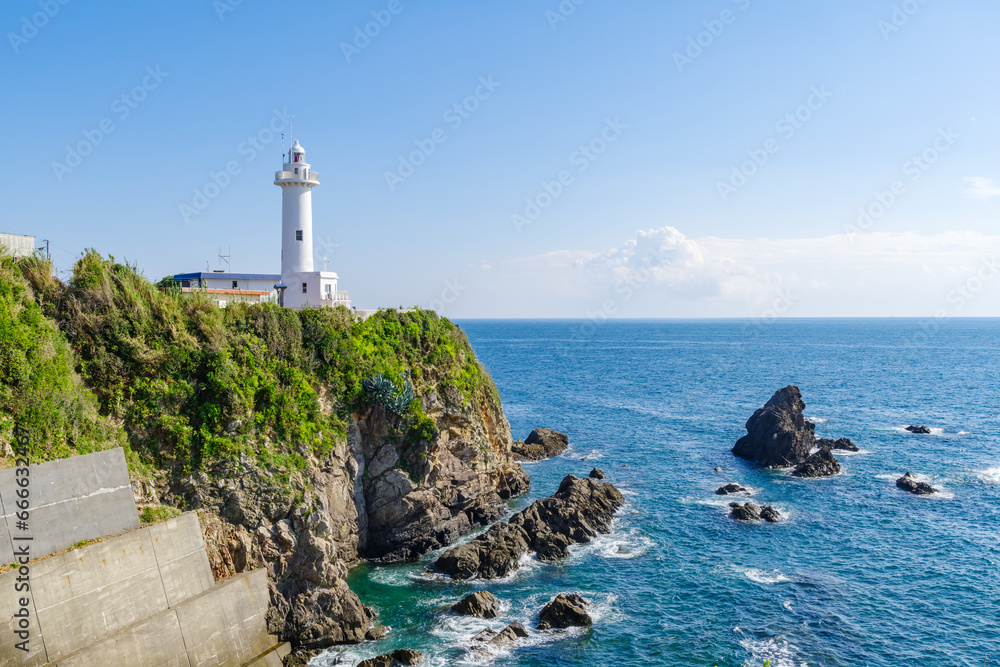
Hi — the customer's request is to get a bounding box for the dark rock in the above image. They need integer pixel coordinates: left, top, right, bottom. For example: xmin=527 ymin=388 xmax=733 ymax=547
xmin=356 ymin=649 xmax=422 ymax=667
xmin=732 ymin=386 xmax=816 ymax=467
xmin=434 ymin=475 xmax=625 ymax=580
xmin=472 ymin=622 xmax=529 ymax=649
xmin=759 ymin=506 xmax=781 ymax=523
xmin=905 ymin=425 xmax=932 ymax=434
xmin=715 ymin=483 xmax=749 ymax=495
xmin=816 ymin=437 xmax=859 ymax=452
xmin=896 ymin=472 xmax=936 ymax=495
xmin=729 ymin=502 xmax=761 ymax=521
xmin=451 ymin=591 xmax=501 ymax=619
xmin=791 ymin=447 xmax=841 ymax=478
xmin=589 ymin=468 xmax=607 ymax=480
xmin=714 ymin=467 xmax=723 ymax=472
xmin=365 ymin=625 xmax=390 ymax=641
xmin=537 ymin=593 xmax=592 ymax=630
xmin=511 ymin=428 xmax=570 ymax=461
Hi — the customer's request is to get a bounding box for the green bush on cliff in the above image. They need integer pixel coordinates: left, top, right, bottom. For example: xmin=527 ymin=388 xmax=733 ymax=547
xmin=4 ymin=249 xmax=493 ymax=480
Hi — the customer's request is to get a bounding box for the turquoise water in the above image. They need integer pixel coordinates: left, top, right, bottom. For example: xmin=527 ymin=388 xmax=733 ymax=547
xmin=317 ymin=320 xmax=1000 ymax=667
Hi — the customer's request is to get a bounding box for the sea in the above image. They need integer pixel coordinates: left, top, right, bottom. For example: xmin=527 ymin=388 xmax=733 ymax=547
xmin=314 ymin=319 xmax=1000 ymax=667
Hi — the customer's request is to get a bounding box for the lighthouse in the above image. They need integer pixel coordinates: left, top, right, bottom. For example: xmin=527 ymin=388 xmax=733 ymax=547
xmin=274 ymin=140 xmax=350 ymax=309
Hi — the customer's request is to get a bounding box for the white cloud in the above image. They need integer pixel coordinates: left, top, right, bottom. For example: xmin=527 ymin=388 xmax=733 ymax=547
xmin=963 ymin=177 xmax=1000 ymax=201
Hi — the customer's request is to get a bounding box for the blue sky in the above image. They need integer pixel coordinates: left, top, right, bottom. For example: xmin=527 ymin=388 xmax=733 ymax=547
xmin=2 ymin=0 xmax=999 ymax=318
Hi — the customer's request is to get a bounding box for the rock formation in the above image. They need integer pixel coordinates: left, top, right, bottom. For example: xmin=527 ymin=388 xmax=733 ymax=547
xmin=511 ymin=428 xmax=570 ymax=461
xmin=472 ymin=622 xmax=529 ymax=649
xmin=732 ymin=386 xmax=816 ymax=467
xmin=433 ymin=475 xmax=625 ymax=580
xmin=451 ymin=591 xmax=501 ymax=619
xmin=906 ymin=425 xmax=932 ymax=434
xmin=817 ymin=437 xmax=859 ymax=452
xmin=357 ymin=649 xmax=423 ymax=667
xmin=589 ymin=468 xmax=607 ymax=480
xmin=537 ymin=593 xmax=592 ymax=630
xmin=730 ymin=502 xmax=780 ymax=523
xmin=791 ymin=447 xmax=841 ymax=478
xmin=896 ymin=472 xmax=937 ymax=495
xmin=715 ymin=483 xmax=749 ymax=495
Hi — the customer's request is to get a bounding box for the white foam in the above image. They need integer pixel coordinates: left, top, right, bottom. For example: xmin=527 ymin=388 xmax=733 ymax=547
xmin=893 ymin=425 xmax=947 ymax=436
xmin=806 ymin=416 xmax=828 ymax=423
xmin=737 ymin=566 xmax=792 ymax=585
xmin=740 ymin=637 xmax=809 ymax=667
xmin=576 ymin=449 xmax=604 ymax=461
xmin=978 ymin=467 xmax=1000 ymax=484
xmin=571 ymin=526 xmax=655 ymax=561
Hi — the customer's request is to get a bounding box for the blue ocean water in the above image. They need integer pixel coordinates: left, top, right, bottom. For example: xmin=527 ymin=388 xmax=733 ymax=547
xmin=317 ymin=320 xmax=1000 ymax=667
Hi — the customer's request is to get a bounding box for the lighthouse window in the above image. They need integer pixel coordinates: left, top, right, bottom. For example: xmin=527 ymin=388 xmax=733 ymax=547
xmin=294 ymin=168 xmax=299 ymax=174
xmin=302 ymin=282 xmax=308 ymax=294
xmin=296 ymin=230 xmax=303 ymax=241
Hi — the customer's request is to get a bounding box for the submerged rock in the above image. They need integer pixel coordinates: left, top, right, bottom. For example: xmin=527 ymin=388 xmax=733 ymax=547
xmin=433 ymin=475 xmax=625 ymax=580
xmin=356 ymin=649 xmax=422 ymax=667
xmin=791 ymin=447 xmax=841 ymax=478
xmin=816 ymin=437 xmax=860 ymax=452
xmin=732 ymin=386 xmax=816 ymax=467
xmin=451 ymin=591 xmax=501 ymax=619
xmin=511 ymin=428 xmax=570 ymax=461
xmin=715 ymin=483 xmax=749 ymax=495
xmin=589 ymin=468 xmax=607 ymax=480
xmin=730 ymin=502 xmax=780 ymax=523
xmin=537 ymin=593 xmax=592 ymax=630
xmin=896 ymin=472 xmax=936 ymax=495
xmin=905 ymin=425 xmax=932 ymax=435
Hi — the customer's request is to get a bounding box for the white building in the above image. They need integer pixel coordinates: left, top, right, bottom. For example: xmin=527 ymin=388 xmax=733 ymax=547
xmin=170 ymin=140 xmax=351 ymax=310
xmin=0 ymin=233 xmax=36 ymax=258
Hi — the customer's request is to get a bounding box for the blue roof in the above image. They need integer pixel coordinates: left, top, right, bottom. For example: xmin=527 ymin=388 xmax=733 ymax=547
xmin=171 ymin=272 xmax=281 ymax=281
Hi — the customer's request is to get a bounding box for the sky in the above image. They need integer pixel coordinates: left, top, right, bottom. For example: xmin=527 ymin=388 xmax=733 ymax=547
xmin=2 ymin=0 xmax=999 ymax=318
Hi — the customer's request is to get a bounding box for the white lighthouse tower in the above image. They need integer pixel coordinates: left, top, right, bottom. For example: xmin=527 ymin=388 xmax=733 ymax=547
xmin=274 ymin=140 xmax=350 ymax=309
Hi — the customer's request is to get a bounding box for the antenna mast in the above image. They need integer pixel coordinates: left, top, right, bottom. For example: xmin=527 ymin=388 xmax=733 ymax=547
xmin=218 ymin=246 xmax=231 ymax=272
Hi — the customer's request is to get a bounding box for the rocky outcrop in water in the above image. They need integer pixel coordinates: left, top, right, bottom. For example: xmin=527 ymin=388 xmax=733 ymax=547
xmin=905 ymin=425 xmax=931 ymax=434
xmin=537 ymin=593 xmax=592 ymax=630
xmin=732 ymin=386 xmax=816 ymax=467
xmin=791 ymin=447 xmax=841 ymax=478
xmin=511 ymin=428 xmax=570 ymax=461
xmin=433 ymin=475 xmax=625 ymax=580
xmin=896 ymin=472 xmax=936 ymax=495
xmin=730 ymin=502 xmax=780 ymax=523
xmin=817 ymin=437 xmax=859 ymax=452
xmin=589 ymin=468 xmax=607 ymax=480
xmin=452 ymin=591 xmax=501 ymax=618
xmin=715 ymin=483 xmax=749 ymax=495
xmin=357 ymin=649 xmax=423 ymax=667
xmin=472 ymin=622 xmax=529 ymax=649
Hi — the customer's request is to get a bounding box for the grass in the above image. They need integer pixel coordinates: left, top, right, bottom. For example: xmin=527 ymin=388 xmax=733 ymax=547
xmin=139 ymin=505 xmax=182 ymax=524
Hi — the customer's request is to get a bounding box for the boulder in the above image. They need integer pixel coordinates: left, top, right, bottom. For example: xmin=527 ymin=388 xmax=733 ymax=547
xmin=759 ymin=506 xmax=781 ymax=523
xmin=791 ymin=447 xmax=841 ymax=478
xmin=511 ymin=428 xmax=570 ymax=461
xmin=905 ymin=425 xmax=932 ymax=434
xmin=434 ymin=475 xmax=625 ymax=580
xmin=896 ymin=472 xmax=936 ymax=495
xmin=537 ymin=593 xmax=592 ymax=630
xmin=729 ymin=502 xmax=761 ymax=521
xmin=589 ymin=468 xmax=607 ymax=480
xmin=732 ymin=386 xmax=816 ymax=467
xmin=715 ymin=483 xmax=748 ymax=496
xmin=451 ymin=591 xmax=501 ymax=619
xmin=365 ymin=625 xmax=390 ymax=641
xmin=356 ymin=649 xmax=422 ymax=667
xmin=816 ymin=437 xmax=859 ymax=452
xmin=472 ymin=622 xmax=529 ymax=649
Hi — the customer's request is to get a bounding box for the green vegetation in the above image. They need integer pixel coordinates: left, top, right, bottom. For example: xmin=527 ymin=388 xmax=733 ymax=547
xmin=1 ymin=248 xmax=492 ymax=483
xmin=140 ymin=505 xmax=183 ymax=524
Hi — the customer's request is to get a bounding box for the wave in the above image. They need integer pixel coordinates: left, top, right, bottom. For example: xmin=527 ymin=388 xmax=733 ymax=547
xmin=570 ymin=525 xmax=655 ymax=561
xmin=736 ymin=566 xmax=792 ymax=585
xmin=806 ymin=416 xmax=828 ymax=423
xmin=978 ymin=467 xmax=1000 ymax=484
xmin=740 ymin=636 xmax=808 ymax=667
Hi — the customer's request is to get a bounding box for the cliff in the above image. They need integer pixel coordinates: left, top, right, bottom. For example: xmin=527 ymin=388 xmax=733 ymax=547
xmin=0 ymin=248 xmax=529 ymax=652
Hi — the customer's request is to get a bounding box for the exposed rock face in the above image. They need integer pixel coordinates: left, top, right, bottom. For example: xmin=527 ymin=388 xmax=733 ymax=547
xmin=816 ymin=437 xmax=859 ymax=452
xmin=451 ymin=591 xmax=501 ymax=619
xmin=732 ymin=386 xmax=816 ymax=467
xmin=896 ymin=472 xmax=936 ymax=495
xmin=715 ymin=483 xmax=748 ymax=495
xmin=366 ymin=625 xmax=390 ymax=641
xmin=537 ymin=593 xmax=592 ymax=630
xmin=511 ymin=428 xmax=570 ymax=461
xmin=472 ymin=622 xmax=529 ymax=649
xmin=906 ymin=425 xmax=932 ymax=434
xmin=434 ymin=475 xmax=625 ymax=580
xmin=791 ymin=447 xmax=841 ymax=478
xmin=589 ymin=468 xmax=607 ymax=480
xmin=357 ymin=649 xmax=423 ymax=667
xmin=730 ymin=502 xmax=780 ymax=523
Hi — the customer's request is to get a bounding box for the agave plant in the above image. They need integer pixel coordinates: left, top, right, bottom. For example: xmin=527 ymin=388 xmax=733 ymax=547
xmin=362 ymin=372 xmax=415 ymax=417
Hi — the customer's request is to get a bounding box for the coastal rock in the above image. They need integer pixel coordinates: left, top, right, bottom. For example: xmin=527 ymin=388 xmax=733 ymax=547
xmin=434 ymin=475 xmax=625 ymax=580
xmin=537 ymin=593 xmax=592 ymax=630
xmin=816 ymin=437 xmax=860 ymax=452
xmin=356 ymin=649 xmax=423 ymax=667
xmin=791 ymin=447 xmax=841 ymax=478
xmin=896 ymin=472 xmax=936 ymax=495
xmin=365 ymin=625 xmax=390 ymax=641
xmin=730 ymin=502 xmax=780 ymax=523
xmin=715 ymin=483 xmax=749 ymax=495
xmin=732 ymin=386 xmax=816 ymax=467
xmin=472 ymin=622 xmax=530 ymax=649
xmin=759 ymin=506 xmax=781 ymax=523
xmin=511 ymin=428 xmax=570 ymax=461
xmin=905 ymin=425 xmax=932 ymax=434
xmin=589 ymin=468 xmax=607 ymax=480
xmin=451 ymin=591 xmax=501 ymax=619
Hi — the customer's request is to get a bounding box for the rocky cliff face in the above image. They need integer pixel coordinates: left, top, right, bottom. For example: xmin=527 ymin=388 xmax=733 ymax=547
xmin=188 ymin=369 xmax=529 ymax=651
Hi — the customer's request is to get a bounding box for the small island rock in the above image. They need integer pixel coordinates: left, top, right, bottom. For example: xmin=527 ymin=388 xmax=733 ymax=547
xmin=715 ymin=483 xmax=749 ymax=495
xmin=791 ymin=447 xmax=841 ymax=478
xmin=732 ymin=386 xmax=816 ymax=467
xmin=816 ymin=437 xmax=860 ymax=452
xmin=537 ymin=593 xmax=592 ymax=630
xmin=511 ymin=428 xmax=570 ymax=461
xmin=905 ymin=425 xmax=932 ymax=435
xmin=896 ymin=472 xmax=936 ymax=495
xmin=730 ymin=502 xmax=780 ymax=523
xmin=472 ymin=622 xmax=529 ymax=648
xmin=451 ymin=591 xmax=501 ymax=619
xmin=589 ymin=468 xmax=607 ymax=480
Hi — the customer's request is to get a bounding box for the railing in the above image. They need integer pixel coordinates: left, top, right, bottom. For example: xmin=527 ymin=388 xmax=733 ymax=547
xmin=273 ymin=170 xmax=320 ymax=184
xmin=322 ymin=291 xmax=351 ymax=306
